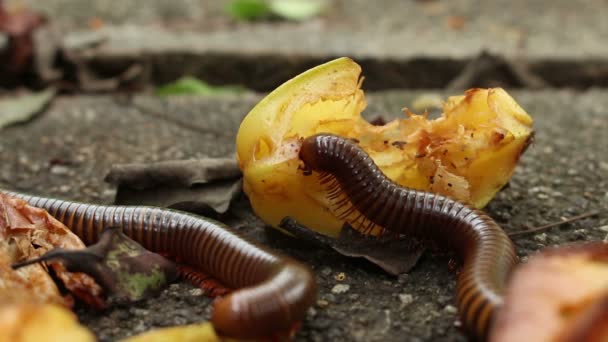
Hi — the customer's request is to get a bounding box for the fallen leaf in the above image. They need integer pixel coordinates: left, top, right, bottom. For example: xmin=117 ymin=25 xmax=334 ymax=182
xmin=74 ymin=62 xmax=143 ymax=92
xmin=0 ymin=1 xmax=46 ymax=74
xmin=0 ymin=303 xmax=96 ymax=342
xmin=120 ymin=322 xmax=219 ymax=342
xmin=224 ymin=0 xmax=270 ymax=21
xmin=0 ymin=241 xmax=64 ymax=306
xmin=13 ymin=228 xmax=178 ymax=305
xmin=105 ymin=159 xmax=241 ymax=189
xmin=269 ymin=0 xmax=327 ymax=21
xmin=0 ymin=88 xmax=55 ymax=129
xmin=0 ymin=192 xmax=103 ymax=307
xmin=446 ymin=51 xmax=546 ymax=90
xmin=115 ymin=179 xmax=242 ymax=216
xmin=106 ymin=159 xmax=243 ymax=215
xmin=491 ymin=242 xmax=608 ymax=342
xmin=279 ymin=217 xmax=425 ymax=275
xmin=31 ymin=22 xmax=62 ymax=82
xmin=156 ymin=77 xmax=244 ymax=97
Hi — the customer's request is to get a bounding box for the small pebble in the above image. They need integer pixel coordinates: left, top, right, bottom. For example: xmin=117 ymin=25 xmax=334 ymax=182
xmin=316 ymin=299 xmax=329 ymax=308
xmin=320 ymin=267 xmax=332 ymax=276
xmin=50 ymin=165 xmax=70 ymax=175
xmin=331 ymin=284 xmax=350 ymax=294
xmin=533 ymin=233 xmax=547 ymax=243
xmin=399 ymin=293 xmax=414 ymax=306
xmin=536 ymin=192 xmax=549 ymax=199
xmin=443 ymin=305 xmax=457 ymax=314
xmin=397 ymin=273 xmax=410 ymax=284
xmin=189 ymin=288 xmax=204 ymax=296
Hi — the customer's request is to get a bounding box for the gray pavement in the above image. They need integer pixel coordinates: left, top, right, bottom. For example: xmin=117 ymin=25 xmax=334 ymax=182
xmin=1 ymin=89 xmax=606 ymax=341
xmin=14 ymin=0 xmax=608 ymax=90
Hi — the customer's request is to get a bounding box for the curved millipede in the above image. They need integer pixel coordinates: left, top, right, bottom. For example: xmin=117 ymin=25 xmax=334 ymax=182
xmin=299 ymin=133 xmax=518 ymax=341
xmin=0 ymin=190 xmax=317 ymax=339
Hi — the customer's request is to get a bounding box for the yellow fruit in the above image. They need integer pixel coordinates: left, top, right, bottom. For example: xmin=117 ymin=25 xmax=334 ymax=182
xmin=122 ymin=322 xmax=220 ymax=342
xmin=236 ymin=57 xmax=533 ymax=237
xmin=0 ymin=304 xmax=96 ymax=342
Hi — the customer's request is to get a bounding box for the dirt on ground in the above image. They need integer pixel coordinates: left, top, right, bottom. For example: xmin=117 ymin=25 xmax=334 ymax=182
xmin=0 ymin=89 xmax=606 ymax=341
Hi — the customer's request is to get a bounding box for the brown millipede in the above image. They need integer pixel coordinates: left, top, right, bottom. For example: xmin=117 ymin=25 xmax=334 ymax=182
xmin=0 ymin=190 xmax=317 ymax=339
xmin=298 ymin=133 xmax=518 ymax=341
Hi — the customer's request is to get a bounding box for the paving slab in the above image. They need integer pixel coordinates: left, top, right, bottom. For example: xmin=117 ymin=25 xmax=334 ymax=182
xmin=15 ymin=0 xmax=608 ymax=90
xmin=0 ymin=89 xmax=607 ymax=341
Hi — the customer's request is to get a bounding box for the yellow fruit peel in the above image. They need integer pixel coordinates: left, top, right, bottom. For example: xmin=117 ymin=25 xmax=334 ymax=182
xmin=0 ymin=304 xmax=95 ymax=342
xmin=121 ymin=322 xmax=221 ymax=342
xmin=237 ymin=57 xmax=533 ymax=237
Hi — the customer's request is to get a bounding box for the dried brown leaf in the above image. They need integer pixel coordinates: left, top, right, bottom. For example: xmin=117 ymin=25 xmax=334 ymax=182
xmin=105 ymin=159 xmax=241 ymax=189
xmin=106 ymin=159 xmax=242 ymax=215
xmin=0 ymin=1 xmax=45 ymax=73
xmin=0 ymin=242 xmax=63 ymax=306
xmin=0 ymin=193 xmax=103 ymax=307
xmin=279 ymin=217 xmax=425 ymax=275
xmin=14 ymin=228 xmax=178 ymax=305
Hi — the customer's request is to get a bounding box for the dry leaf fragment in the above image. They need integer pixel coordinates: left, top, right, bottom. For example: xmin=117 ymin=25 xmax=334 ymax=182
xmin=105 ymin=159 xmax=241 ymax=189
xmin=106 ymin=159 xmax=243 ymax=215
xmin=0 ymin=1 xmax=45 ymax=74
xmin=0 ymin=241 xmax=64 ymax=306
xmin=279 ymin=217 xmax=425 ymax=275
xmin=0 ymin=192 xmax=103 ymax=307
xmin=0 ymin=88 xmax=55 ymax=129
xmin=14 ymin=228 xmax=178 ymax=305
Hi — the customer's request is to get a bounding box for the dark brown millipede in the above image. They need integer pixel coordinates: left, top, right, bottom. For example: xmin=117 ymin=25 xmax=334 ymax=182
xmin=0 ymin=190 xmax=317 ymax=339
xmin=298 ymin=133 xmax=518 ymax=341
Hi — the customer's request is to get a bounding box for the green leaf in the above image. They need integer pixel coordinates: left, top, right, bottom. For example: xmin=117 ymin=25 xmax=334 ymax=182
xmin=269 ymin=0 xmax=326 ymax=21
xmin=0 ymin=88 xmax=55 ymax=129
xmin=156 ymin=77 xmax=243 ymax=97
xmin=225 ymin=0 xmax=271 ymax=21
xmin=13 ymin=228 xmax=178 ymax=304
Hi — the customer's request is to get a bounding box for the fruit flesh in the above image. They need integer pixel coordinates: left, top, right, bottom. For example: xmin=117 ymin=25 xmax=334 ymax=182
xmin=237 ymin=57 xmax=533 ymax=237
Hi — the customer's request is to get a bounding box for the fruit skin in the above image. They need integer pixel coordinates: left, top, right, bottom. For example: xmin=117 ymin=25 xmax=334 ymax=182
xmin=236 ymin=57 xmax=533 ymax=237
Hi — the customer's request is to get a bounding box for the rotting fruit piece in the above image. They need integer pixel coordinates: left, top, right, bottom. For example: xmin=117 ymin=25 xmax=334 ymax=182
xmin=491 ymin=243 xmax=608 ymax=342
xmin=236 ymin=57 xmax=533 ymax=237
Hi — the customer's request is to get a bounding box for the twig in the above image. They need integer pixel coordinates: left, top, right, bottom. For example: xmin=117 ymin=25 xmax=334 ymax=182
xmin=509 ymin=211 xmax=601 ymax=237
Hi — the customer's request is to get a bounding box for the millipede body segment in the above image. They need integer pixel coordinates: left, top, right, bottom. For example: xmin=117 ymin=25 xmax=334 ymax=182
xmin=299 ymin=133 xmax=518 ymax=341
xmin=0 ymin=190 xmax=317 ymax=339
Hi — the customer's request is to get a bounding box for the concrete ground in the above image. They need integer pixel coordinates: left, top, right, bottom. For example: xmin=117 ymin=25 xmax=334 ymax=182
xmin=12 ymin=0 xmax=608 ymax=90
xmin=0 ymin=89 xmax=606 ymax=341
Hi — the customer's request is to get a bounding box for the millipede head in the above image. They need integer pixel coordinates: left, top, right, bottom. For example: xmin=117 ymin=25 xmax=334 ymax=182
xmin=299 ymin=135 xmax=325 ymax=172
xmin=299 ymin=133 xmax=347 ymax=173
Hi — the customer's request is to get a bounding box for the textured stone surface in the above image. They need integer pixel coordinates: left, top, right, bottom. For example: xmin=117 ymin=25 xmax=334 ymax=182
xmin=24 ymin=0 xmax=608 ymax=58
xmin=0 ymin=89 xmax=606 ymax=341
xmin=10 ymin=0 xmax=607 ymax=90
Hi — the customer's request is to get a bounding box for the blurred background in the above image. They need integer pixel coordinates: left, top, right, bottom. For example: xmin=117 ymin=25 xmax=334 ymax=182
xmin=2 ymin=0 xmax=607 ymax=94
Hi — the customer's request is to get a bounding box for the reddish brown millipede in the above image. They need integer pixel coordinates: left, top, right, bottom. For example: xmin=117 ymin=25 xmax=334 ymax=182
xmin=298 ymin=133 xmax=518 ymax=341
xmin=0 ymin=190 xmax=317 ymax=339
